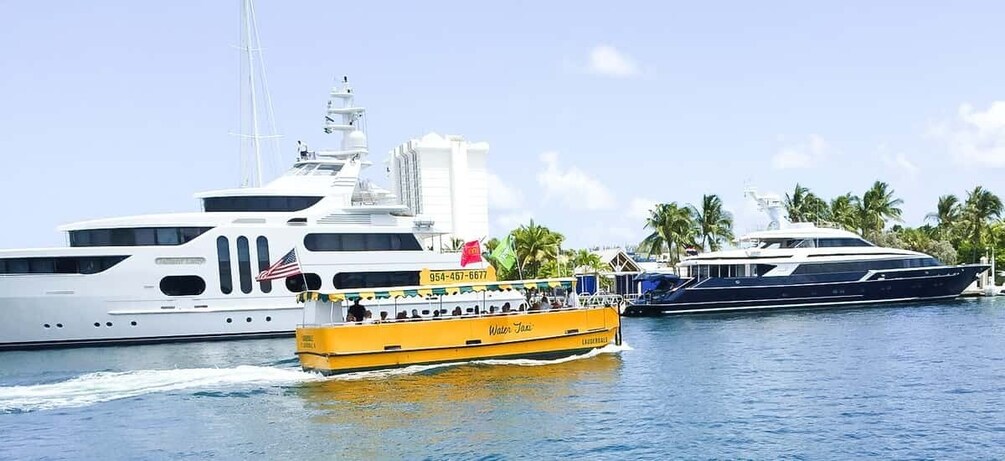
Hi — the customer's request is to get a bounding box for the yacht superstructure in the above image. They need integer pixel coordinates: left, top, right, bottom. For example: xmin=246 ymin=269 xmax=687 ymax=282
xmin=0 ymin=79 xmax=516 ymax=350
xmin=624 ymin=193 xmax=988 ymax=316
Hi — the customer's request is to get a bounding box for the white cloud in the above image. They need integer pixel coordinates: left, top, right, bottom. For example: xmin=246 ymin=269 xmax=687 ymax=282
xmin=486 ymin=173 xmax=523 ymax=210
xmin=587 ymin=45 xmax=640 ymax=78
xmin=771 ymin=134 xmax=831 ymax=169
xmin=881 ymin=151 xmax=919 ymax=176
xmin=929 ymin=101 xmax=1005 ymax=167
xmin=626 ymin=197 xmax=658 ymax=220
xmin=494 ymin=211 xmax=533 ymax=234
xmin=537 ymin=151 xmax=616 ymax=210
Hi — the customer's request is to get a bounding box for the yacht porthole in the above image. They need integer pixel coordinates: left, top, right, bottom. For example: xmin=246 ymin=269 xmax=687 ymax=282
xmin=265 ymin=316 xmax=272 ymax=322
xmin=226 ymin=318 xmax=233 ymax=323
xmin=56 ymin=323 xmax=63 ymax=328
xmin=246 ymin=317 xmax=252 ymax=323
xmin=106 ymin=322 xmax=113 ymax=327
xmin=93 ymin=322 xmax=100 ymax=328
xmin=43 ymin=324 xmax=51 ymax=329
xmin=131 ymin=321 xmax=137 ymax=326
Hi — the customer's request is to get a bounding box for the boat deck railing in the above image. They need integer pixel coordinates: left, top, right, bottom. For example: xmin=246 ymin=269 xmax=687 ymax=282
xmin=577 ymin=293 xmax=624 ymax=307
xmin=301 ymin=303 xmax=609 ymax=328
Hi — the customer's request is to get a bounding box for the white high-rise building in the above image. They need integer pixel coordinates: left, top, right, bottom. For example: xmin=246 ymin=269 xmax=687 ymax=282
xmin=388 ymin=133 xmax=490 ymax=244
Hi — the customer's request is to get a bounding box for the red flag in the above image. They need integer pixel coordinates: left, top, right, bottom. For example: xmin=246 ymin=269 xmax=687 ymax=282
xmin=460 ymin=240 xmax=482 ymax=267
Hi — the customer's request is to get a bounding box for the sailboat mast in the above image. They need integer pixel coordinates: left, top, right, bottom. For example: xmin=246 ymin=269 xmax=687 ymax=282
xmin=242 ymin=0 xmax=264 ymax=187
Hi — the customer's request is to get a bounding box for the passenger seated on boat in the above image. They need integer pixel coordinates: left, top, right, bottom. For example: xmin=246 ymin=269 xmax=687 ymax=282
xmin=529 ymin=302 xmax=542 ymax=312
xmin=346 ymin=313 xmax=358 ymax=322
xmin=432 ymin=310 xmax=442 ymax=319
xmin=380 ymin=311 xmax=389 ymax=321
xmin=363 ymin=310 xmax=373 ymax=323
xmin=502 ymin=302 xmax=511 ymax=313
xmin=395 ymin=311 xmax=408 ymax=320
xmin=489 ymin=305 xmax=498 ymax=314
xmin=348 ymin=299 xmax=367 ymax=324
xmin=452 ymin=306 xmax=463 ymax=316
xmin=410 ymin=309 xmax=421 ymax=319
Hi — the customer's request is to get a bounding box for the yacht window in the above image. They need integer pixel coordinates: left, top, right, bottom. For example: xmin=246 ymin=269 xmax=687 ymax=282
xmin=304 ymin=233 xmax=424 ymax=252
xmin=237 ymin=237 xmax=253 ymax=294
xmin=313 ymin=164 xmax=342 ymax=176
xmin=295 ymin=164 xmax=318 ymax=176
xmin=791 ymin=258 xmax=940 ymax=275
xmin=0 ymin=256 xmax=128 ymax=274
xmin=217 ymin=236 xmax=233 ymax=294
xmin=793 ymin=239 xmax=816 ymax=248
xmin=333 ymin=271 xmax=420 ymax=289
xmin=69 ymin=227 xmax=212 ymax=247
xmin=159 ymin=276 xmax=206 ymax=296
xmin=286 ymin=273 xmax=322 ymax=292
xmin=256 ymin=236 xmax=272 ymax=294
xmin=202 ymin=196 xmax=322 ymax=212
xmin=817 ymin=238 xmax=872 ymax=248
xmin=758 ymin=240 xmax=782 ymax=249
xmin=755 ymin=264 xmax=776 ymax=276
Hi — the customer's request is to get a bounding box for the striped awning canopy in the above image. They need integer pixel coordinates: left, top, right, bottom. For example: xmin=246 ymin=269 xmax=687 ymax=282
xmin=297 ymin=278 xmax=576 ymax=303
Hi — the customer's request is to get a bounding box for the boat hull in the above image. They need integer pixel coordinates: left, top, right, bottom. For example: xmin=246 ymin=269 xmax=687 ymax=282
xmin=296 ymin=306 xmax=620 ymax=375
xmin=624 ymin=264 xmax=988 ymax=316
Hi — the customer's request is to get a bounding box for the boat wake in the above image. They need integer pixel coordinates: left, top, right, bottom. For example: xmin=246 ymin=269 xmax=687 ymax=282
xmin=0 ymin=365 xmax=321 ymax=414
xmin=0 ymin=344 xmax=631 ymax=413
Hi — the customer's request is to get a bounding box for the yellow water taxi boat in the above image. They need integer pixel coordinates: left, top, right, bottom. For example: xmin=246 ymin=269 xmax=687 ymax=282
xmin=295 ymin=278 xmax=621 ymax=375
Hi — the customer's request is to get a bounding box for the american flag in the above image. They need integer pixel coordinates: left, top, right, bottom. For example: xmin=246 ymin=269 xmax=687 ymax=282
xmin=256 ymin=248 xmax=302 ymax=281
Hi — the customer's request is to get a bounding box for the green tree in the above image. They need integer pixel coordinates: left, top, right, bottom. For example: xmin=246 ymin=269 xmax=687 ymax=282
xmin=511 ymin=219 xmax=564 ymax=279
xmin=925 ymin=194 xmax=961 ymax=241
xmin=639 ymin=202 xmax=697 ymax=268
xmin=960 ymin=186 xmax=1003 ymax=261
xmin=692 ymin=194 xmax=734 ymax=251
xmin=829 ymin=193 xmax=860 ymax=232
xmin=785 ymin=183 xmax=830 ymax=223
xmin=857 ymin=180 xmax=903 ymax=237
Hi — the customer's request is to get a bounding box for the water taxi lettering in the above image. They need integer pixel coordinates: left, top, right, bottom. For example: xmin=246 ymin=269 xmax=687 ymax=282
xmin=582 ymin=336 xmax=607 ymax=346
xmin=489 ymin=322 xmax=534 ymax=336
xmin=300 ymin=335 xmax=315 ymax=348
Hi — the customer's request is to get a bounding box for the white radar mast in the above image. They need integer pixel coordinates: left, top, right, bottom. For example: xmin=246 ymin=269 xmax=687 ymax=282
xmin=744 ymin=186 xmax=789 ymax=230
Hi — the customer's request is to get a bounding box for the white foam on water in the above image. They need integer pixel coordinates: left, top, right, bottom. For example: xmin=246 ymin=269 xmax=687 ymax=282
xmin=475 ymin=341 xmax=633 ymax=367
xmin=0 ymin=365 xmax=321 ymax=413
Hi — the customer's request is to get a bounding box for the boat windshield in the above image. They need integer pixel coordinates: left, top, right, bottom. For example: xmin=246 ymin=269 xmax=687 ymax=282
xmin=757 ymin=238 xmax=815 ymax=249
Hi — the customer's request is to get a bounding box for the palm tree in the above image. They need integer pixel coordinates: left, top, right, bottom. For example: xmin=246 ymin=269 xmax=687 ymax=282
xmin=785 ymin=183 xmax=829 ymax=223
xmin=570 ymin=249 xmax=606 ymax=274
xmin=639 ymin=202 xmax=696 ymax=268
xmin=925 ymin=194 xmax=960 ymax=240
xmin=444 ymin=237 xmax=465 ymax=252
xmin=857 ymin=181 xmax=903 ymax=237
xmin=961 ymin=186 xmax=1003 ymax=255
xmin=511 ymin=220 xmax=564 ymax=279
xmin=829 ymin=193 xmax=860 ymax=232
xmin=692 ymin=194 xmax=734 ymax=251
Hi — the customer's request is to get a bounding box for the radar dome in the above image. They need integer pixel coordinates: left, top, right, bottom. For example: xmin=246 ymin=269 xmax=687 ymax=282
xmin=342 ymin=130 xmax=368 ymax=151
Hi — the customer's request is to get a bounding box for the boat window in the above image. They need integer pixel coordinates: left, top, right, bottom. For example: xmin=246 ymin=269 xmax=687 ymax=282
xmin=237 ymin=237 xmax=252 ymax=294
xmin=313 ymin=164 xmax=342 ymax=176
xmin=203 ymin=196 xmax=323 ymax=212
xmin=757 ymin=239 xmax=782 ymax=249
xmin=295 ymin=164 xmax=318 ymax=176
xmin=159 ymin=276 xmax=206 ymax=296
xmin=69 ymin=227 xmax=212 ymax=247
xmin=217 ymin=236 xmax=233 ymax=294
xmin=793 ymin=239 xmax=816 ymax=248
xmin=286 ymin=273 xmax=322 ymax=292
xmin=333 ymin=271 xmax=420 ymax=289
xmin=755 ymin=264 xmax=776 ymax=276
xmin=0 ymin=256 xmax=129 ymax=274
xmin=817 ymin=238 xmax=873 ymax=247
xmin=256 ymin=236 xmax=272 ymax=293
xmin=304 ymin=233 xmax=424 ymax=252
xmin=792 ymin=258 xmax=940 ymax=275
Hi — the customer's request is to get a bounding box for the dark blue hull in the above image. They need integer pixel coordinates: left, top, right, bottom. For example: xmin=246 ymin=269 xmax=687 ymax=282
xmin=623 ymin=264 xmax=988 ymax=316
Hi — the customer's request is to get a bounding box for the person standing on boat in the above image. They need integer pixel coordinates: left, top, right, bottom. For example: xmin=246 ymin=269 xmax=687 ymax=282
xmin=297 ymin=140 xmax=309 ymax=160
xmin=348 ymin=298 xmax=366 ymax=323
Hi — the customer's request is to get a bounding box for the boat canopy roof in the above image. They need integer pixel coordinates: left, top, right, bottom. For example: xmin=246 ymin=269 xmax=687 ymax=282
xmin=633 ymin=272 xmax=681 ymax=282
xmin=297 ymin=277 xmax=576 ymax=303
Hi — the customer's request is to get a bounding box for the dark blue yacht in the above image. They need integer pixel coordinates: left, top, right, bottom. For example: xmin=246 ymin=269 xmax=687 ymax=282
xmin=624 ymin=224 xmax=988 ymax=316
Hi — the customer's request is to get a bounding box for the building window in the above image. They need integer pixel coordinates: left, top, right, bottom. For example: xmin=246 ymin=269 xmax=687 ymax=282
xmin=237 ymin=236 xmax=252 ymax=294
xmin=333 ymin=271 xmax=420 ymax=289
xmin=0 ymin=256 xmax=128 ymax=274
xmin=69 ymin=227 xmax=212 ymax=247
xmin=304 ymin=233 xmax=423 ymax=252
xmin=159 ymin=276 xmax=206 ymax=296
xmin=202 ymin=196 xmax=323 ymax=212
xmin=217 ymin=236 xmax=232 ymax=294
xmin=256 ymin=236 xmax=271 ymax=293
xmin=286 ymin=273 xmax=322 ymax=292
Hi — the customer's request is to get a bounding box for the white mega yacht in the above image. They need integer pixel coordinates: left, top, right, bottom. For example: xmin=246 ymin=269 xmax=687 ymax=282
xmin=0 ymin=79 xmax=514 ymax=350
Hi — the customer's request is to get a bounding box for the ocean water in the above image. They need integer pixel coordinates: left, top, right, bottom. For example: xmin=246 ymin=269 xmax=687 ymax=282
xmin=2 ymin=297 xmax=1004 ymax=460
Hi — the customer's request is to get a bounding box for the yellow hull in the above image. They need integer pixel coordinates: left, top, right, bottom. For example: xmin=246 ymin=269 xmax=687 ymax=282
xmin=296 ymin=306 xmax=621 ymax=375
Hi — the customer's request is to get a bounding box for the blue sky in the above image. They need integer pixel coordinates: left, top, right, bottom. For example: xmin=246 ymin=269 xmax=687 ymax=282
xmin=1 ymin=1 xmax=1004 ymax=249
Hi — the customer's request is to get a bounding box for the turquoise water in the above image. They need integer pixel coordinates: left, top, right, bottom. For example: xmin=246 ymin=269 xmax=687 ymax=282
xmin=2 ymin=298 xmax=1004 ymax=459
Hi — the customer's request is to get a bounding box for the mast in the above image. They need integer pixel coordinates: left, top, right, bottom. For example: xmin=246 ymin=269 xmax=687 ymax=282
xmin=236 ymin=0 xmax=280 ymax=187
